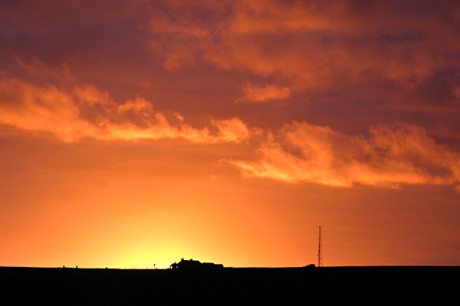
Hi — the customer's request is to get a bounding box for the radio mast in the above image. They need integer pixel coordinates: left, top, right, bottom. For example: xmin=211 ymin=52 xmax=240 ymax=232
xmin=317 ymin=226 xmax=323 ymax=267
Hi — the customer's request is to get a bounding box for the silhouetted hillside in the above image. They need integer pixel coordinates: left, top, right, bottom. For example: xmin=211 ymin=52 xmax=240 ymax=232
xmin=0 ymin=265 xmax=458 ymax=305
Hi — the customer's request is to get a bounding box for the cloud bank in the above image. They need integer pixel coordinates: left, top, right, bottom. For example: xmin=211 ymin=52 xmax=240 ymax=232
xmin=0 ymin=75 xmax=251 ymax=144
xmin=1 ymin=1 xmax=460 ymax=191
xmin=226 ymin=121 xmax=460 ymax=189
xmin=149 ymin=0 xmax=460 ymax=102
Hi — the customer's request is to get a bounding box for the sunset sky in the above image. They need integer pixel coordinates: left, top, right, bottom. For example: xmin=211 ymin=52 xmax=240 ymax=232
xmin=1 ymin=0 xmax=460 ymax=269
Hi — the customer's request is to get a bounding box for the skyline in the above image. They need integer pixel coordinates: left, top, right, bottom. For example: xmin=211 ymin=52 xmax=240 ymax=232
xmin=1 ymin=0 xmax=460 ymax=269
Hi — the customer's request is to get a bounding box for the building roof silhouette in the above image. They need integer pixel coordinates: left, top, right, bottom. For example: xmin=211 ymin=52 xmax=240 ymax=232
xmin=170 ymin=258 xmax=224 ymax=270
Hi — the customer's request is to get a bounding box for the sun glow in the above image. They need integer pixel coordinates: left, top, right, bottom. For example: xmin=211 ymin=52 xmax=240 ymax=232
xmin=1 ymin=0 xmax=460 ymax=270
xmin=106 ymin=244 xmax=196 ymax=270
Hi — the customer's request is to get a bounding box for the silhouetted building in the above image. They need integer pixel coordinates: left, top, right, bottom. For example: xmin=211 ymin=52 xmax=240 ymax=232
xmin=170 ymin=258 xmax=224 ymax=270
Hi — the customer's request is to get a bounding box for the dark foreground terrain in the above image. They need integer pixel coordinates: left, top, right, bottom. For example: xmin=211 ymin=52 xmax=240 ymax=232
xmin=1 ymin=265 xmax=458 ymax=305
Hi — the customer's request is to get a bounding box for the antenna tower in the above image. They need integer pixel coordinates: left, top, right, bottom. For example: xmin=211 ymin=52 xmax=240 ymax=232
xmin=317 ymin=226 xmax=323 ymax=267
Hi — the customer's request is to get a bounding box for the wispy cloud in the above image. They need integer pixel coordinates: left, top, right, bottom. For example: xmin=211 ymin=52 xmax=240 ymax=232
xmin=211 ymin=117 xmax=251 ymax=142
xmin=236 ymin=83 xmax=291 ymax=104
xmin=0 ymin=77 xmax=97 ymax=142
xmin=226 ymin=121 xmax=460 ymax=189
xmin=0 ymin=75 xmax=252 ymax=144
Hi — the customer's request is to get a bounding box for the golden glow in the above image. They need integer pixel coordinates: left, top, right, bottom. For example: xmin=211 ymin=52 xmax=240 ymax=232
xmin=1 ymin=0 xmax=460 ymax=269
xmin=107 ymin=243 xmax=195 ymax=270
xmin=227 ymin=122 xmax=460 ymax=188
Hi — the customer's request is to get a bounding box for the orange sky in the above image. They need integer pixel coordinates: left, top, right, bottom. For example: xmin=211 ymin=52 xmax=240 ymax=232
xmin=1 ymin=0 xmax=460 ymax=269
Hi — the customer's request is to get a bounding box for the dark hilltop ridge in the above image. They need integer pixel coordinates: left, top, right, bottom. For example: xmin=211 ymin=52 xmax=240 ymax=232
xmin=1 ymin=261 xmax=459 ymax=305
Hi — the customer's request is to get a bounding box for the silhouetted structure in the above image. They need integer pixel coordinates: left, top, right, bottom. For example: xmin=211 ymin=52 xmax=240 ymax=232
xmin=170 ymin=258 xmax=224 ymax=270
xmin=317 ymin=226 xmax=323 ymax=267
